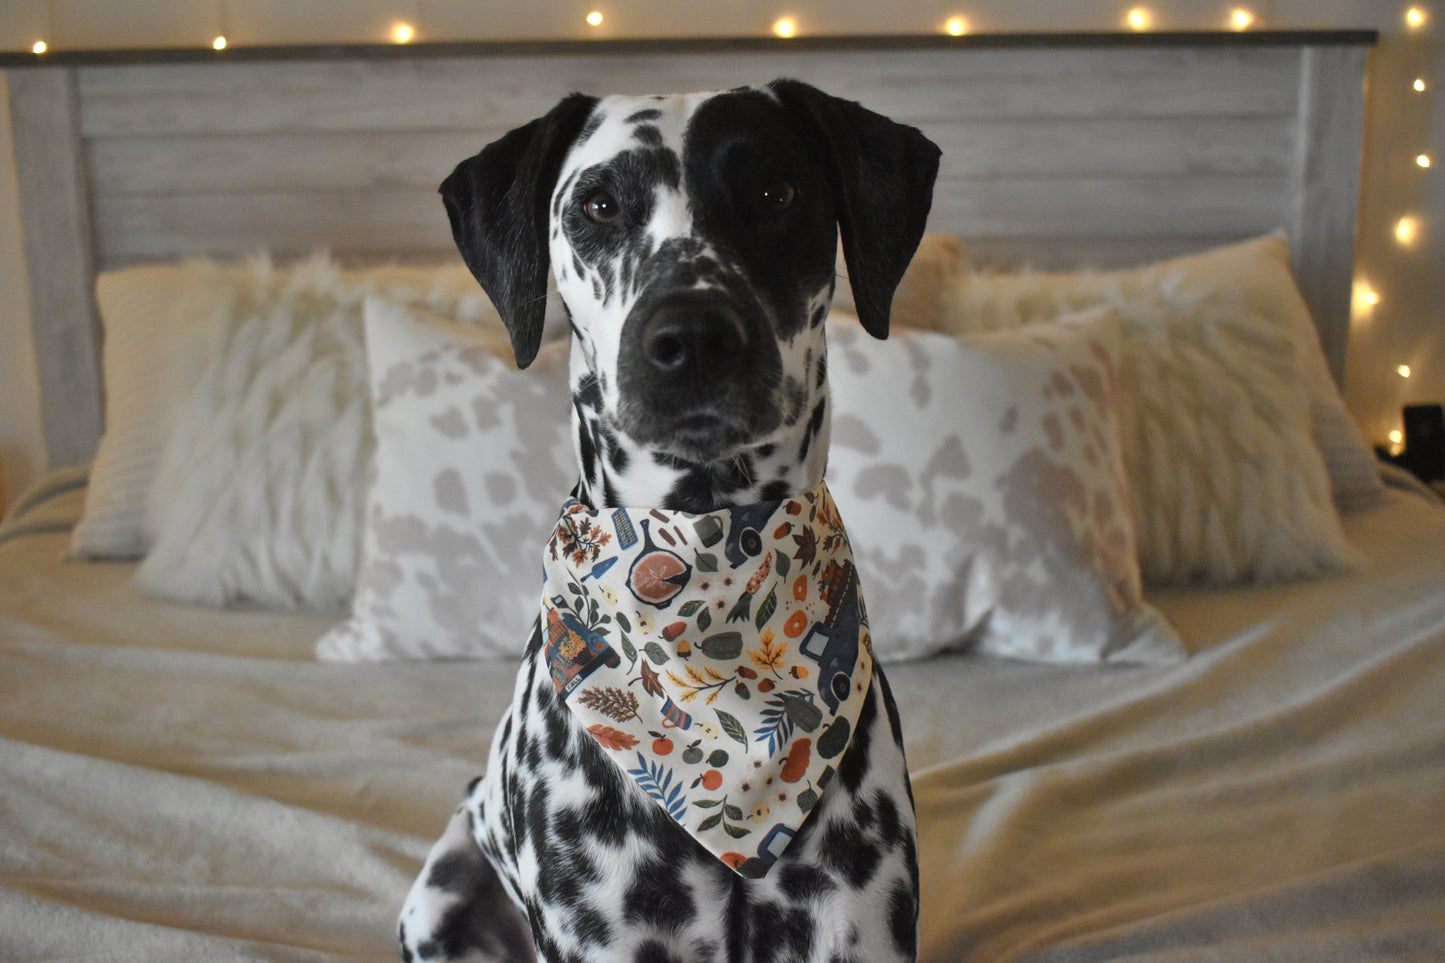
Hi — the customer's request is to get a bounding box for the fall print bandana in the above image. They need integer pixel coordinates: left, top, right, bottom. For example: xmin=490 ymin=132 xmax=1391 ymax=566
xmin=541 ymin=480 xmax=874 ymax=878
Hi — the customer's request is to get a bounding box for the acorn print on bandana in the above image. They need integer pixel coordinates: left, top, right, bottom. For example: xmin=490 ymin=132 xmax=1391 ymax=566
xmin=540 ymin=481 xmax=873 ymax=878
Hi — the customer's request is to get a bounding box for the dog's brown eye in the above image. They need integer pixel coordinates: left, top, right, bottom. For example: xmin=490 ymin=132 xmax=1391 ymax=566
xmin=584 ymin=191 xmax=621 ymax=224
xmin=760 ymin=181 xmax=795 ymax=212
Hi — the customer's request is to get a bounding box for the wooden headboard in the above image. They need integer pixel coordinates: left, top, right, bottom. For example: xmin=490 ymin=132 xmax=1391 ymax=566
xmin=3 ymin=31 xmax=1375 ymax=468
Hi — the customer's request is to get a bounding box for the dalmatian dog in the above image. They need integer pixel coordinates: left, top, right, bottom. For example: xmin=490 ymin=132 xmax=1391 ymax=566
xmin=400 ymin=79 xmax=940 ymax=963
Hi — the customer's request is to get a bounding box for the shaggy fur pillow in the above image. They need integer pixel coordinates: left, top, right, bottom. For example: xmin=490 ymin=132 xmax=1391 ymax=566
xmin=76 ymin=255 xmax=498 ymax=564
xmin=130 ymin=256 xmax=510 ymax=608
xmin=931 ymin=234 xmax=1361 ymax=584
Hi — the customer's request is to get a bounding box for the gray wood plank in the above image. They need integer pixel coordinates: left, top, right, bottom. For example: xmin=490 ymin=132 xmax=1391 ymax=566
xmin=75 ymin=47 xmax=1299 ymax=137
xmin=7 ymin=68 xmax=103 ymax=467
xmin=92 ymin=174 xmax=1291 ymax=267
xmin=1288 ymin=44 xmax=1367 ymax=387
xmin=87 ymin=116 xmax=1295 ymax=198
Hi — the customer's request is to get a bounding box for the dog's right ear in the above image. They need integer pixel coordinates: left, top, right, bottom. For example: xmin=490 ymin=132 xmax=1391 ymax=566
xmin=440 ymin=93 xmax=598 ymax=368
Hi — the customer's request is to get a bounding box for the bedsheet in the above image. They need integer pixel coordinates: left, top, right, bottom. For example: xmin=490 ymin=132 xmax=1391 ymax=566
xmin=2 ymin=477 xmax=1443 ymax=961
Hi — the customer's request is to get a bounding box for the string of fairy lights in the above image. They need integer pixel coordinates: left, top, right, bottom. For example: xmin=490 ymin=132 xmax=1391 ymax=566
xmin=13 ymin=4 xmax=1388 ymax=53
xmin=18 ymin=3 xmax=1437 ymax=449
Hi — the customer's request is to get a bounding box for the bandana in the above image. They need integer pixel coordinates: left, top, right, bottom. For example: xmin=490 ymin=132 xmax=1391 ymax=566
xmin=540 ymin=481 xmax=873 ymax=878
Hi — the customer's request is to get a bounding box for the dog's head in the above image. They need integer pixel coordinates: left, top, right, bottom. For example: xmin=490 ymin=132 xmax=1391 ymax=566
xmin=441 ymin=80 xmax=939 ymax=468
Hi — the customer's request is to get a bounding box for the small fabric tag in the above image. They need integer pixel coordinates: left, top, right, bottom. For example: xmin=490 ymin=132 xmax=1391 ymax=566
xmin=540 ymin=481 xmax=873 ymax=878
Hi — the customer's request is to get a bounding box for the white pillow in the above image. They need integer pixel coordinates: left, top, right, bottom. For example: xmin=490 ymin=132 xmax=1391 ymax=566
xmin=828 ymin=311 xmax=1185 ymax=664
xmin=315 ymin=298 xmax=575 ymax=661
xmin=72 ymin=255 xmax=496 ymax=562
xmin=933 ymin=233 xmax=1362 ymax=584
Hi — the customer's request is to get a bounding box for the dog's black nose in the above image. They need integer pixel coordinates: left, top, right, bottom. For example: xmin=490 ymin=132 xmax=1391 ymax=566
xmin=641 ymin=300 xmax=749 ymax=375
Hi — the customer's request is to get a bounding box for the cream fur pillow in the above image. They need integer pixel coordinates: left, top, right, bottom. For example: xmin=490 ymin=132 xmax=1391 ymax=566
xmin=932 ymin=234 xmax=1360 ymax=584
xmin=833 ymin=233 xmax=967 ymax=330
xmin=73 ymin=262 xmax=249 ymax=558
xmin=130 ymin=256 xmax=509 ymax=608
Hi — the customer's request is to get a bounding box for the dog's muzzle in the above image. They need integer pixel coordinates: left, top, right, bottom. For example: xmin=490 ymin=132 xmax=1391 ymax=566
xmin=618 ymin=286 xmax=783 ymax=461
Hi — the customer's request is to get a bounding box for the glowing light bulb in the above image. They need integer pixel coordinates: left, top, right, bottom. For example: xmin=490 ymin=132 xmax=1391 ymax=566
xmin=212 ymin=35 xmax=227 ymax=50
xmin=1415 ymin=78 xmax=1428 ymax=92
xmin=1406 ymin=6 xmax=1428 ymax=29
xmin=1126 ymin=7 xmax=1152 ymax=30
xmin=586 ymin=11 xmax=603 ymax=26
xmin=1396 ymin=216 xmax=1420 ymax=246
xmin=1398 ymin=364 xmax=1413 ymax=378
xmin=944 ymin=16 xmax=969 ymax=36
xmin=32 ymin=40 xmax=47 ymax=54
xmin=1389 ymin=428 xmax=1405 ymax=450
xmin=391 ymin=22 xmax=415 ymax=44
xmin=773 ymin=17 xmax=797 ymax=38
xmin=1418 ymin=153 xmax=1433 ymax=169
xmin=1229 ymin=7 xmax=1255 ymax=29
xmin=1355 ymin=279 xmax=1381 ymax=312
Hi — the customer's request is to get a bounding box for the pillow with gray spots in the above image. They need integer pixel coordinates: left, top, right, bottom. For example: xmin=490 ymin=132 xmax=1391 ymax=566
xmin=321 ymin=297 xmax=1180 ymax=664
xmin=316 ymin=297 xmax=573 ymax=661
xmin=827 ymin=309 xmax=1186 ymax=664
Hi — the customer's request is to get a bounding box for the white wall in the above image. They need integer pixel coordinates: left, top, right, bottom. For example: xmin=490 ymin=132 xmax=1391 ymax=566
xmin=0 ymin=0 xmax=1440 ymax=501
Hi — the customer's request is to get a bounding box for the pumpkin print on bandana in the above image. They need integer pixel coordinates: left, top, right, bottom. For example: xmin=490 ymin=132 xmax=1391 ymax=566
xmin=540 ymin=481 xmax=873 ymax=879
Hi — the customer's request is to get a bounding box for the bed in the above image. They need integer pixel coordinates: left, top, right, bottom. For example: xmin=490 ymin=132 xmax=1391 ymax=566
xmin=6 ymin=31 xmax=1445 ymax=962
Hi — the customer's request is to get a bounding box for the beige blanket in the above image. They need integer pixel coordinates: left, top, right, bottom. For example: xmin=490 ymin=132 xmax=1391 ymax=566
xmin=3 ymin=482 xmax=1444 ymax=961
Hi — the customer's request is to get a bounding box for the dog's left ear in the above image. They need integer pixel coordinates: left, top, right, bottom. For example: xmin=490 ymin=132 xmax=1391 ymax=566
xmin=440 ymin=93 xmax=599 ymax=368
xmin=769 ymin=79 xmax=941 ymax=340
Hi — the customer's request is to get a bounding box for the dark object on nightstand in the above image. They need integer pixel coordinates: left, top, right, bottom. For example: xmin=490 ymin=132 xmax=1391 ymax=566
xmin=1400 ymin=404 xmax=1445 ymax=483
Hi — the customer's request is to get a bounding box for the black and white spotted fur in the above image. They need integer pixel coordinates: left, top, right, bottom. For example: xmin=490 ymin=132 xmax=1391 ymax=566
xmin=400 ymin=80 xmax=940 ymax=963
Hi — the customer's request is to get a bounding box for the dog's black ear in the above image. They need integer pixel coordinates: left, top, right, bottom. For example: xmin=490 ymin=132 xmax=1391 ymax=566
xmin=768 ymin=79 xmax=941 ymax=340
xmin=440 ymin=93 xmax=599 ymax=367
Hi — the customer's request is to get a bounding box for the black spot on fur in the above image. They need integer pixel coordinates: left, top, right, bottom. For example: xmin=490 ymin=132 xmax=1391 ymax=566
xmin=878 ymin=668 xmax=908 ymax=752
xmin=633 ymin=124 xmax=664 ymax=147
xmin=819 ymin=818 xmax=881 ymax=889
xmin=624 ymin=859 xmax=697 ymax=928
xmin=553 ymin=170 xmax=578 ymax=220
xmin=634 ymin=941 xmax=683 ymax=963
xmin=544 ymin=699 xmax=573 ymax=760
xmin=836 ymin=683 xmax=876 ymax=794
xmin=750 ymin=902 xmax=814 ymax=962
xmin=776 ymin=862 xmax=837 ymax=903
xmin=851 ymin=794 xmax=877 ymax=831
xmin=609 ymin=436 xmax=631 ymax=473
xmin=888 ymin=880 xmax=918 ymax=955
xmin=579 ymin=111 xmax=605 ymax=144
xmin=417 ymin=845 xmax=535 ymax=962
xmin=759 ymin=479 xmax=793 ymax=501
xmin=660 ymin=453 xmax=758 ymax=513
xmin=874 ymin=789 xmax=905 ymax=846
xmin=798 ymin=397 xmax=827 ymax=464
xmin=626 ymin=108 xmax=663 ymax=124
xmin=537 ymin=817 xmax=601 ymax=906
xmin=427 ymin=851 xmax=481 ymax=893
xmin=724 ymin=882 xmax=751 ymax=961
xmin=575 ymin=904 xmax=612 ymax=948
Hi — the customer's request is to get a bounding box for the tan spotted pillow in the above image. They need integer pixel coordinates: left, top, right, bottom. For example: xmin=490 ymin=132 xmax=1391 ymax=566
xmin=827 ymin=311 xmax=1184 ymax=664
